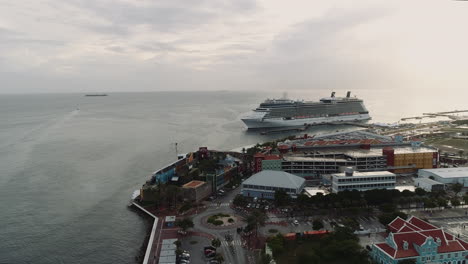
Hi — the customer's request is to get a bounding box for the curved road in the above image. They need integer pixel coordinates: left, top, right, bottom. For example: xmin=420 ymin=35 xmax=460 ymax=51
xmin=191 ymin=188 xmax=249 ymax=264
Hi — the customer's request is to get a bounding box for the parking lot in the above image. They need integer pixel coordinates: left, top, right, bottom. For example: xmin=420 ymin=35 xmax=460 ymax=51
xmin=180 ymin=235 xmax=215 ymax=264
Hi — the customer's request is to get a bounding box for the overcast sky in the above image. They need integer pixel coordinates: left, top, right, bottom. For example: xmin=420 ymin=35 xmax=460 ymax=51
xmin=1 ymin=0 xmax=468 ymax=94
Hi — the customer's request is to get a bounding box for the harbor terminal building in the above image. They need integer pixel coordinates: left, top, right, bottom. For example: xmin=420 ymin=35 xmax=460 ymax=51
xmin=254 ymin=131 xmax=438 ymax=184
xmin=418 ymin=167 xmax=468 ymax=187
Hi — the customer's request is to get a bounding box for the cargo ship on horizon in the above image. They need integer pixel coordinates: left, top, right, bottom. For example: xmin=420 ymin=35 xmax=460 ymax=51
xmin=241 ymin=91 xmax=371 ymax=129
xmin=85 ymin=93 xmax=108 ymax=96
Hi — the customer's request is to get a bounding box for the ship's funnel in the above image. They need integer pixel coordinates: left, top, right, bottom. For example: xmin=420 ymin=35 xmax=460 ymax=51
xmin=331 ymin=92 xmax=335 ymax=98
xmin=346 ymin=91 xmax=351 ymax=98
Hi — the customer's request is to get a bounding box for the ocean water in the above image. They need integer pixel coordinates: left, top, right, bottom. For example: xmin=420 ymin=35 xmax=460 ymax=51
xmin=0 ymin=90 xmax=465 ymax=264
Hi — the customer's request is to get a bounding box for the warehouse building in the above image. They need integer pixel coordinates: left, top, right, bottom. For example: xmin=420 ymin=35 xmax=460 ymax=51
xmin=331 ymin=168 xmax=396 ymax=193
xmin=241 ymin=170 xmax=306 ymax=199
xmin=419 ymin=167 xmax=468 ymax=187
xmin=414 ymin=177 xmax=446 ymax=192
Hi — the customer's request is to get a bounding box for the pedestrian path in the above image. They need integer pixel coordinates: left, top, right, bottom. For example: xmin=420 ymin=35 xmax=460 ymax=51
xmin=221 ymin=240 xmax=243 ymax=246
xmin=208 ymin=203 xmax=230 ymax=207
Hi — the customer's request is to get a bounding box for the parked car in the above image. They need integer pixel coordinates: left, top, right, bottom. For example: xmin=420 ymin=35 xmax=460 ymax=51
xmin=293 ymin=219 xmax=299 ymax=225
xmin=247 ymin=203 xmax=251 ymax=208
xmin=264 ymin=205 xmax=269 ymax=210
xmin=204 ymin=246 xmax=216 ymax=253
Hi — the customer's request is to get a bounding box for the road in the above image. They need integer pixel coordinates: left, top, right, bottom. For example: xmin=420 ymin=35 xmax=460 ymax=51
xmin=190 ymin=187 xmax=250 ymax=264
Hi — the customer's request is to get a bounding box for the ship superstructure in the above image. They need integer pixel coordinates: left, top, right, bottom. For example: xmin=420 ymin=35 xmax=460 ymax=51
xmin=241 ymin=91 xmax=371 ymax=129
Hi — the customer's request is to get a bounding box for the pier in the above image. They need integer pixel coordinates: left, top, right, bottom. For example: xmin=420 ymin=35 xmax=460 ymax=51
xmin=259 ymin=121 xmax=375 ymax=135
xmin=132 ymin=202 xmax=160 ymax=264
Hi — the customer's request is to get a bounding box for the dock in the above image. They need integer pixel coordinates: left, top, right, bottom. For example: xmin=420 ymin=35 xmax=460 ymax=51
xmin=259 ymin=121 xmax=375 ymax=135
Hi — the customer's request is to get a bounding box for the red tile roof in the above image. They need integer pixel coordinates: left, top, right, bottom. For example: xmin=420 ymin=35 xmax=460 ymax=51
xmin=407 ymin=216 xmax=438 ymax=230
xmin=376 ymin=216 xmax=468 ymax=260
xmin=182 ymin=180 xmax=205 ymax=188
xmin=264 ymin=155 xmax=281 ymax=160
xmin=375 ymin=243 xmax=396 ymax=257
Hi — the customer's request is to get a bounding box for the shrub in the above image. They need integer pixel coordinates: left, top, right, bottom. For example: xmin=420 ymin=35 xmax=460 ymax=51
xmin=228 ymin=218 xmax=235 ymax=223
xmin=213 ymin=220 xmax=224 ymax=226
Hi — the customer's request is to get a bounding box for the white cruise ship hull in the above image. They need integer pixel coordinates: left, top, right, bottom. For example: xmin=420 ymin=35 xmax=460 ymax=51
xmin=241 ymin=113 xmax=371 ymax=129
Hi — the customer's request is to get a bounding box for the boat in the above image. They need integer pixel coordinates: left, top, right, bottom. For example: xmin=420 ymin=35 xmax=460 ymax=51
xmin=241 ymin=91 xmax=371 ymax=129
xmin=85 ymin=94 xmax=108 ymax=96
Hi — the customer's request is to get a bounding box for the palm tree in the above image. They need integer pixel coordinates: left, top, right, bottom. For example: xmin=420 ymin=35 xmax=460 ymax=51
xmin=211 ymin=238 xmax=221 ymax=249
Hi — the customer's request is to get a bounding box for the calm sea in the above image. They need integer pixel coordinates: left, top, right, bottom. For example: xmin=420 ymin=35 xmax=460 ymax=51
xmin=0 ymin=90 xmax=465 ymax=263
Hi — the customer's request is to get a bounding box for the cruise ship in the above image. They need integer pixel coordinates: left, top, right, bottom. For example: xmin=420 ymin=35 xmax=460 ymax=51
xmin=241 ymin=91 xmax=371 ymax=129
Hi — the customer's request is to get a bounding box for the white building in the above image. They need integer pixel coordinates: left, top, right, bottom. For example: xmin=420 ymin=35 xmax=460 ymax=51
xmin=418 ymin=167 xmax=468 ymax=187
xmin=331 ymin=169 xmax=396 ymax=193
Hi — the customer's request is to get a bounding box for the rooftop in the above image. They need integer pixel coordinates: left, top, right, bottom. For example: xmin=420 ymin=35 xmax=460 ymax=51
xmin=283 ymin=156 xmax=348 ymax=162
xmin=284 ymin=146 xmax=436 ymax=159
xmin=165 ymin=216 xmax=176 ymax=222
xmin=332 ymin=171 xmax=396 ymax=178
xmin=182 ymin=180 xmax=206 ymax=189
xmin=242 ymin=170 xmax=305 ymax=189
xmin=420 ymin=167 xmax=468 ymax=178
xmin=375 ymin=216 xmax=468 ymax=259
xmin=414 ymin=177 xmax=445 ymax=185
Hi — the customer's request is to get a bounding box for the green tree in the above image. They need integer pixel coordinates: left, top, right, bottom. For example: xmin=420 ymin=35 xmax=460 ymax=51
xmin=437 ymin=198 xmax=448 ymax=208
xmin=379 ymin=211 xmax=408 ymax=226
xmin=232 ymin=194 xmax=248 ymax=207
xmin=274 ymin=189 xmax=290 ymax=206
xmin=211 ymin=238 xmax=221 ymax=249
xmin=214 ymin=253 xmax=224 ymax=263
xmin=297 ymin=251 xmax=320 ymax=264
xmin=415 ymin=188 xmax=427 ymax=196
xmin=174 ymin=240 xmax=181 ymax=248
xmin=451 ymin=183 xmax=463 ymax=196
xmin=175 ymin=217 xmax=194 ymax=231
xmin=312 ymin=219 xmax=324 ymax=230
xmin=451 ymin=198 xmax=461 ymax=207
xmin=423 ymin=198 xmax=437 ymax=209
xmin=245 ymin=210 xmax=266 ymax=238
xmin=267 ymin=234 xmax=285 ymax=257
xmin=463 ymin=194 xmax=468 ymax=205
xmin=259 ymin=252 xmax=273 ymax=264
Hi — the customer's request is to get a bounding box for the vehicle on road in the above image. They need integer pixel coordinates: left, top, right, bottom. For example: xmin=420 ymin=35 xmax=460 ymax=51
xmin=293 ymin=219 xmax=299 ymax=225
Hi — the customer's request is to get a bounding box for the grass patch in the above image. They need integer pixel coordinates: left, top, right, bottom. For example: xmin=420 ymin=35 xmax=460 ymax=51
xmin=207 ymin=213 xmax=231 ymax=226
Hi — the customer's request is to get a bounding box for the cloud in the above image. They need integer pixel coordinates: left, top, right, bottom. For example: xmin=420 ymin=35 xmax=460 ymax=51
xmin=0 ymin=0 xmax=467 ymax=94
